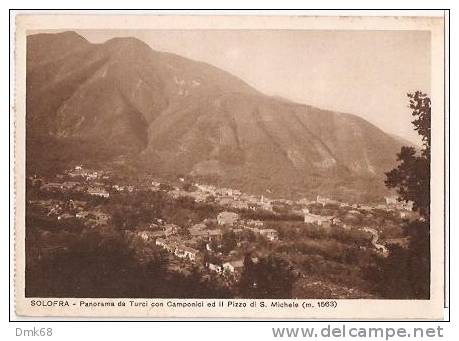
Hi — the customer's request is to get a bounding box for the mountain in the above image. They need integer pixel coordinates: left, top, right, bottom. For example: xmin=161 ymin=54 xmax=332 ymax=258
xmin=26 ymin=31 xmax=405 ymax=201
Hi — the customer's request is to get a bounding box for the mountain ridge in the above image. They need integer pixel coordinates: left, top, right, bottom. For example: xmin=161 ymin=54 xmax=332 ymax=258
xmin=26 ymin=31 xmax=406 ymax=201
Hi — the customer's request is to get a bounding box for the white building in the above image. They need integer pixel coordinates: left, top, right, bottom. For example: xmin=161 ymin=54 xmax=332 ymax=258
xmin=302 ymin=209 xmax=332 ymax=227
xmin=259 ymin=228 xmax=279 ymax=241
xmin=208 ymin=263 xmax=222 ymax=273
xmin=87 ymin=187 xmax=109 ymax=198
xmin=175 ymin=245 xmax=199 ymax=261
xmin=222 ymin=260 xmax=244 ymax=273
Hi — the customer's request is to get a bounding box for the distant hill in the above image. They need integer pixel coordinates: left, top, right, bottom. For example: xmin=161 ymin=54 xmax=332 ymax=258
xmin=26 ymin=31 xmax=405 ymax=201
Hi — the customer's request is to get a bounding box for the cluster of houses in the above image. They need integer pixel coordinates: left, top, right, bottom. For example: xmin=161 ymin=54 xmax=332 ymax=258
xmin=132 ymin=210 xmax=280 ymax=276
xmin=384 ymin=195 xmax=415 ymax=218
xmin=153 ymin=233 xmax=245 ymax=276
xmin=29 ymin=198 xmax=111 ymax=227
xmin=37 ymin=166 xmax=413 ymax=225
xmin=112 ymin=184 xmax=135 ymax=193
xmin=40 ymin=180 xmax=110 ymax=198
xmin=302 ymin=208 xmax=334 ymax=227
xmin=39 ymin=180 xmax=110 ymax=199
xmin=37 ymin=166 xmax=415 ymax=219
xmin=31 ymin=165 xmax=415 ymax=264
xmin=216 ymin=211 xmax=279 ymax=241
xmin=87 ymin=186 xmax=110 ymax=198
xmin=66 ymin=165 xmax=109 ymax=181
xmin=156 ymin=238 xmax=200 ymax=261
xmin=302 ymin=208 xmax=348 ymax=229
xmin=40 ymin=181 xmax=82 ymax=193
xmin=154 ymin=234 xmax=247 ymax=276
xmin=36 ymin=165 xmax=111 ymax=199
xmin=169 ymin=182 xmax=274 ymax=212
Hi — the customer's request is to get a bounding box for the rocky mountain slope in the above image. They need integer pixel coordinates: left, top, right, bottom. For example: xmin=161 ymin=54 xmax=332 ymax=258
xmin=26 ymin=31 xmax=404 ymax=201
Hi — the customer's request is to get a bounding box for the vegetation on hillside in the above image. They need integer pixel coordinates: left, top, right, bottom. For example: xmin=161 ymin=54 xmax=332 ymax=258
xmin=365 ymin=91 xmax=431 ymax=299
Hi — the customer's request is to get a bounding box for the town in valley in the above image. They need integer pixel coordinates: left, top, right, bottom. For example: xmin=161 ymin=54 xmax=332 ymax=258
xmin=26 ymin=163 xmax=415 ymax=299
xmin=23 ymin=30 xmax=431 ymax=301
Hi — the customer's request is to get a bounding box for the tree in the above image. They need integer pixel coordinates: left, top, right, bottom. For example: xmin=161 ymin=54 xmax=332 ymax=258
xmin=221 ymin=229 xmax=237 ymax=254
xmin=238 ymin=254 xmax=256 ymax=296
xmin=182 ymin=182 xmax=196 ymax=192
xmin=366 ymin=91 xmax=431 ymax=299
xmin=238 ymin=254 xmax=297 ymax=298
xmin=385 ymin=91 xmax=430 ymax=218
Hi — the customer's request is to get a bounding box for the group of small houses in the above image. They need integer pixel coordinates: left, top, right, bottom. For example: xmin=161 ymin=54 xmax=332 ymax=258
xmin=38 ymin=176 xmax=110 ymax=199
xmin=35 ymin=166 xmax=112 ymax=225
xmin=38 ymin=166 xmax=275 ymax=213
xmin=39 ymin=180 xmax=110 ymax=199
xmin=36 ymin=166 xmax=139 ymax=199
xmin=216 ymin=211 xmax=279 ymax=241
xmin=128 ymin=211 xmax=279 ymax=275
xmin=170 ymin=182 xmax=275 ymax=212
xmin=31 ymin=198 xmax=111 ymax=227
xmin=34 ymin=167 xmax=411 ymax=261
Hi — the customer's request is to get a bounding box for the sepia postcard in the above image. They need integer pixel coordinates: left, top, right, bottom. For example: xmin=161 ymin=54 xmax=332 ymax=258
xmin=12 ymin=11 xmax=448 ymax=319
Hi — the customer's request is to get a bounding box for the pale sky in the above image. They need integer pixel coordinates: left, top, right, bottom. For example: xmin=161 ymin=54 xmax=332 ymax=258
xmin=47 ymin=29 xmax=432 ymax=145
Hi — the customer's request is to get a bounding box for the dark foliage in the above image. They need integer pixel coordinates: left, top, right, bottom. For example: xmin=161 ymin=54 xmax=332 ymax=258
xmin=385 ymin=91 xmax=431 ymax=218
xmin=364 ymin=220 xmax=429 ymax=298
xmin=26 ymin=229 xmax=232 ymax=298
xmin=366 ymin=91 xmax=431 ymax=299
xmin=238 ymin=254 xmax=297 ymax=298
